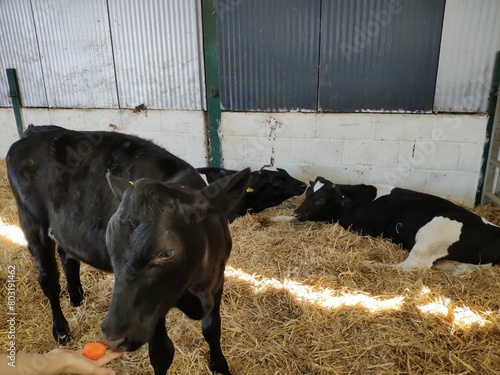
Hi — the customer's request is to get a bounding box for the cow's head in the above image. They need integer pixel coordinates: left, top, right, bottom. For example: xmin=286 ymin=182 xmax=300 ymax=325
xmin=293 ymin=177 xmax=350 ymax=222
xmin=245 ymin=166 xmax=306 ymax=212
xmin=101 ymin=168 xmax=251 ymax=351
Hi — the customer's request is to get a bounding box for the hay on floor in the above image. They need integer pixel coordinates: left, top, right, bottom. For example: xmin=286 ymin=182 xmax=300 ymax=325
xmin=0 ymin=158 xmax=499 ymax=374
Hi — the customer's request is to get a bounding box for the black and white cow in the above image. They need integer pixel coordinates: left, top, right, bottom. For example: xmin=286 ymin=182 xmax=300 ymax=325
xmin=293 ymin=177 xmax=500 ymax=275
xmin=197 ymin=166 xmax=306 ymax=222
xmin=7 ymin=125 xmax=251 ymax=374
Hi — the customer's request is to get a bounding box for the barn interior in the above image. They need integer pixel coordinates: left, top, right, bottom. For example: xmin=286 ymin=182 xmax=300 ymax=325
xmin=1 ymin=1 xmax=500 ymax=374
xmin=1 ymin=159 xmax=499 ymax=374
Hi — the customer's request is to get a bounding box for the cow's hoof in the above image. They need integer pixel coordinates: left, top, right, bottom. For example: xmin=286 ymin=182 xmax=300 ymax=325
xmin=53 ymin=321 xmax=72 ymax=346
xmin=210 ymin=362 xmax=231 ymax=375
xmin=70 ymin=299 xmax=83 ymax=307
xmin=69 ymin=293 xmax=84 ymax=307
xmin=56 ymin=332 xmax=72 ymax=346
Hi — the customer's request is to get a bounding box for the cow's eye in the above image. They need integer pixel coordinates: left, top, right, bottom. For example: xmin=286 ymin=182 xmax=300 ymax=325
xmin=159 ymin=250 xmax=175 ymax=260
xmin=314 ymin=198 xmax=326 ymax=205
xmin=272 ymin=178 xmax=283 ymax=186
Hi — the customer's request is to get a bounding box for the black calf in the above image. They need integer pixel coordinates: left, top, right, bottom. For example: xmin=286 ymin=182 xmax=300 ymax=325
xmin=7 ymin=125 xmax=250 ymax=374
xmin=198 ymin=166 xmax=306 ymax=222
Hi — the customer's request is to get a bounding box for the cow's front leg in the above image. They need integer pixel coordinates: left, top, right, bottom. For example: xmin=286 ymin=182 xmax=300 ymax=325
xmin=27 ymin=237 xmax=71 ymax=345
xmin=202 ymin=287 xmax=231 ymax=375
xmin=57 ymin=246 xmax=84 ymax=306
xmin=148 ymin=316 xmax=174 ymax=375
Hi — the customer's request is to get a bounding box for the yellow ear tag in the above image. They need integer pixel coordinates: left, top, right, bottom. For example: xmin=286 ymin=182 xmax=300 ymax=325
xmin=246 ymin=187 xmax=254 ymax=193
xmin=129 ymin=181 xmax=134 ymax=186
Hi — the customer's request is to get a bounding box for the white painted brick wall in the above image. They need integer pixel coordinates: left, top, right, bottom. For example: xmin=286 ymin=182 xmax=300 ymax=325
xmin=0 ymin=108 xmax=207 ymax=167
xmin=221 ymin=112 xmax=488 ymax=207
xmin=458 ymin=143 xmax=483 ymax=172
xmin=373 ymin=116 xmax=433 ymax=141
xmin=1 ymin=108 xmax=488 ymax=207
xmin=343 ymin=140 xmax=401 ymax=168
xmin=291 ymin=138 xmax=343 ymax=166
xmin=0 ymin=109 xmax=19 ymax=157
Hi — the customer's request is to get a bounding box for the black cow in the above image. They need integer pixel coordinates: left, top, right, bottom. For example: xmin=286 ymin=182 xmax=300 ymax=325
xmin=7 ymin=125 xmax=251 ymax=375
xmin=293 ymin=177 xmax=500 ymax=275
xmin=197 ymin=166 xmax=306 ymax=222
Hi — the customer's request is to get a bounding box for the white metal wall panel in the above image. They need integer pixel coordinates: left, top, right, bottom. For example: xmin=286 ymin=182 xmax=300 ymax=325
xmin=434 ymin=0 xmax=500 ymax=113
xmin=31 ymin=0 xmax=118 ymax=108
xmin=108 ymin=0 xmax=205 ymax=110
xmin=0 ymin=0 xmax=47 ymax=107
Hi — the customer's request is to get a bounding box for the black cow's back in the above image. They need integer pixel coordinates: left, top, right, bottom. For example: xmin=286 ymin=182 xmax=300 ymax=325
xmin=11 ymin=126 xmax=204 ymax=184
xmin=7 ymin=126 xmax=205 ymax=270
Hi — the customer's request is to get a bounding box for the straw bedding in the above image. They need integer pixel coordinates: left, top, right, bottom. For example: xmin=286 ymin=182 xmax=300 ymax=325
xmin=0 ymin=158 xmax=499 ymax=374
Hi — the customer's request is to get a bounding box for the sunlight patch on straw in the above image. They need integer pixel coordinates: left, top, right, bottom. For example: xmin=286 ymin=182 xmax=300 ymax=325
xmin=226 ymin=266 xmax=404 ymax=312
xmin=0 ymin=217 xmax=26 ymax=246
xmin=417 ymin=293 xmax=490 ymax=329
xmin=453 ymin=306 xmax=489 ymax=329
xmin=417 ymin=297 xmax=450 ymax=316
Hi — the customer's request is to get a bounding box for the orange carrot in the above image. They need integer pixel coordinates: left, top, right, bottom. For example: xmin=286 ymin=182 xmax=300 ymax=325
xmin=83 ymin=342 xmax=107 ymax=360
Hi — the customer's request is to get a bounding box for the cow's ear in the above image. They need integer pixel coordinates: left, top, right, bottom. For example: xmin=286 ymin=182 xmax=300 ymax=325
xmin=106 ymin=172 xmax=133 ymax=200
xmin=194 ymin=168 xmax=251 ymax=215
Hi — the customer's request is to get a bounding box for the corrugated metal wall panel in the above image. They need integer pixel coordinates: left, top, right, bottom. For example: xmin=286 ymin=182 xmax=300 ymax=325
xmin=434 ymin=0 xmax=500 ymax=113
xmin=108 ymin=0 xmax=204 ymax=110
xmin=217 ymin=0 xmax=321 ymax=111
xmin=31 ymin=0 xmax=117 ymax=108
xmin=0 ymin=0 xmax=47 ymax=107
xmin=319 ymin=0 xmax=445 ymax=112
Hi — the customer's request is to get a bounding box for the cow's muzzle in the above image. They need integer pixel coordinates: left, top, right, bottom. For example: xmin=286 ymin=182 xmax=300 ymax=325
xmin=297 ymin=182 xmax=307 ymax=194
xmin=293 ymin=211 xmax=306 ymax=221
xmin=101 ymin=331 xmax=144 ymax=352
xmin=101 ymin=318 xmax=147 ymax=352
xmin=101 ymin=335 xmax=127 ymax=351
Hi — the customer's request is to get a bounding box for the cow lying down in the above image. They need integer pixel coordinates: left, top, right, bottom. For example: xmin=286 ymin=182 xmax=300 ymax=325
xmin=197 ymin=166 xmax=306 ymax=222
xmin=7 ymin=125 xmax=251 ymax=375
xmin=292 ymin=177 xmax=500 ymax=275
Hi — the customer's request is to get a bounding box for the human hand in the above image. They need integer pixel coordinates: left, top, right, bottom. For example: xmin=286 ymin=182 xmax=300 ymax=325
xmin=46 ymin=348 xmax=121 ymax=375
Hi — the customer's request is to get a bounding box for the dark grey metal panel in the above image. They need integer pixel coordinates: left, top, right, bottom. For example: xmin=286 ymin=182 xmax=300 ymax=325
xmin=319 ymin=0 xmax=445 ymax=112
xmin=217 ymin=0 xmax=321 ymax=111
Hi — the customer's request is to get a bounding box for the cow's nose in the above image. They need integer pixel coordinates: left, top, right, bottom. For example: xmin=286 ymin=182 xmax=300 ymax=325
xmin=293 ymin=211 xmax=301 ymax=219
xmin=102 ymin=334 xmax=129 ymax=351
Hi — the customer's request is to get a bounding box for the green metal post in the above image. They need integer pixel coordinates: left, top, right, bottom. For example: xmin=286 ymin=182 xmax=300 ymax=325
xmin=476 ymin=51 xmax=500 ymax=205
xmin=201 ymin=0 xmax=223 ymax=167
xmin=6 ymin=68 xmax=24 ymax=137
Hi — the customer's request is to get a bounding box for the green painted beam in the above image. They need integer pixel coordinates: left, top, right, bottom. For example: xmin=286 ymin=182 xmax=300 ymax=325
xmin=476 ymin=51 xmax=500 ymax=205
xmin=201 ymin=0 xmax=223 ymax=167
xmin=6 ymin=68 xmax=24 ymax=137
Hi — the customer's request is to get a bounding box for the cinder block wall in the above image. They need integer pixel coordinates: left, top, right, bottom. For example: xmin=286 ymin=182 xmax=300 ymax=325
xmin=0 ymin=108 xmax=487 ymax=206
xmin=221 ymin=112 xmax=487 ymax=207
xmin=0 ymin=110 xmax=19 ymax=155
xmin=0 ymin=108 xmax=207 ymax=168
